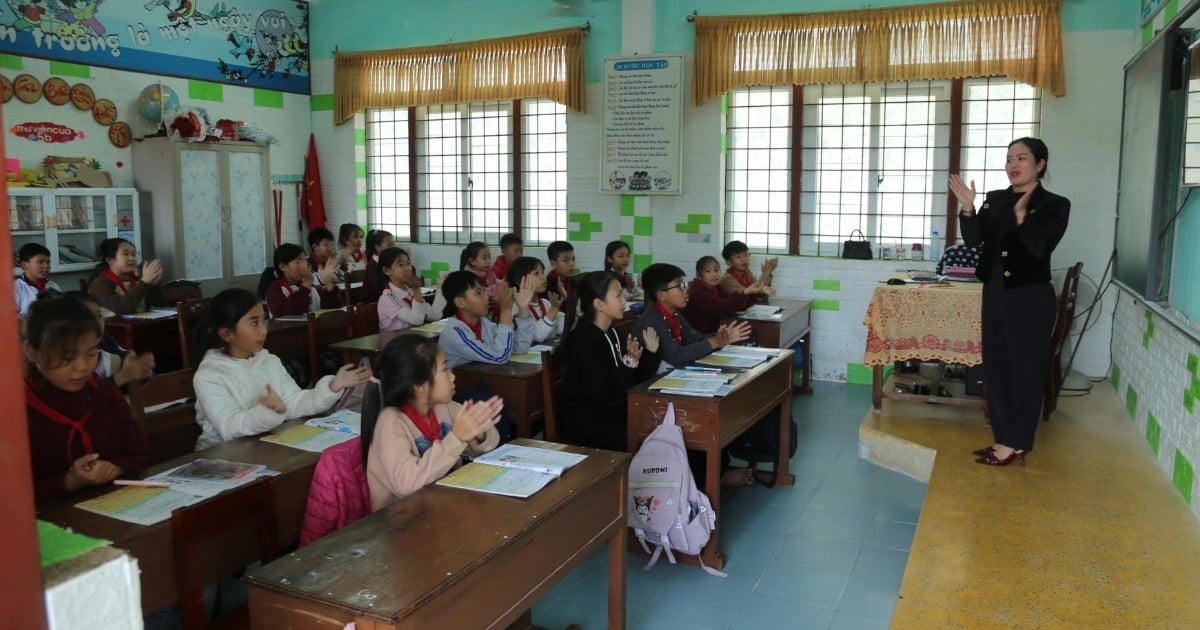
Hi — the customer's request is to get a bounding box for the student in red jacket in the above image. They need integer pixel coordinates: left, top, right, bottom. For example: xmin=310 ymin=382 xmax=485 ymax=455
xmin=22 ymin=295 xmax=153 ymax=501
xmin=263 ymin=243 xmax=323 ymax=318
xmin=682 ymin=255 xmax=773 ymax=334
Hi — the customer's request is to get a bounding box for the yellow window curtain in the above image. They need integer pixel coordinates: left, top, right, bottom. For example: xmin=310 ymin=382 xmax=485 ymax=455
xmin=333 ymin=27 xmax=585 ymax=125
xmin=692 ymin=0 xmax=1064 ymax=106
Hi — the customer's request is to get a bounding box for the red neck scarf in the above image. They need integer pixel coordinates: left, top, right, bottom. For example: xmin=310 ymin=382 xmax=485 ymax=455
xmin=655 ymin=303 xmax=682 ymax=344
xmin=400 ymin=403 xmax=442 ymax=445
xmin=727 ymin=267 xmax=753 ymax=288
xmin=102 ymin=269 xmax=136 ymax=293
xmin=23 ymin=275 xmax=48 ymax=293
xmin=455 ymin=313 xmax=483 ymax=341
xmin=613 ymin=270 xmax=632 ymax=290
xmin=24 ymin=375 xmax=96 ymax=464
xmin=351 ymin=249 xmax=364 ymax=263
xmin=529 ymin=299 xmax=547 ymax=321
xmin=387 ymin=284 xmax=413 ymax=308
xmin=273 ymin=277 xmax=299 ymax=296
xmin=309 ymin=254 xmax=325 ymax=270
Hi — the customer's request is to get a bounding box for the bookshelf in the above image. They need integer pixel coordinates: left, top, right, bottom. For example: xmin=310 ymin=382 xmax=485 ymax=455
xmin=8 ymin=188 xmax=140 ymax=275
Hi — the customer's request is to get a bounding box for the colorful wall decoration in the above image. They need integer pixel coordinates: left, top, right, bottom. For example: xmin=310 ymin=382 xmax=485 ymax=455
xmin=3 ymin=72 xmax=131 ymax=147
xmin=0 ymin=0 xmax=308 ymax=93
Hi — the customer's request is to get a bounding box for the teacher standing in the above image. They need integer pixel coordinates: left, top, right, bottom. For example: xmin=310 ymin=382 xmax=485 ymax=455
xmin=949 ymin=137 xmax=1070 ymax=466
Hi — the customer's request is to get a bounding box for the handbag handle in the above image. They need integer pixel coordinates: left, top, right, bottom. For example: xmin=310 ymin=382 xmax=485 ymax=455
xmin=849 ymin=229 xmax=866 ymax=240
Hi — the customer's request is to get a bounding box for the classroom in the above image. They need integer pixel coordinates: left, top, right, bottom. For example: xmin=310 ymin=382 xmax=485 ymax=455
xmin=5 ymin=0 xmax=1200 ymax=628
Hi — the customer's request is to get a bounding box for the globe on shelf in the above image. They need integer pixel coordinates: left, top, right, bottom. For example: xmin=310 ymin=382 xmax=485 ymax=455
xmin=136 ymin=84 xmax=180 ymax=123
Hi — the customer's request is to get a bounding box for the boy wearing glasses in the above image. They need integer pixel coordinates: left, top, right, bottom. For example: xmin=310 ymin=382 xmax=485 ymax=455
xmin=634 ymin=263 xmax=752 ymax=373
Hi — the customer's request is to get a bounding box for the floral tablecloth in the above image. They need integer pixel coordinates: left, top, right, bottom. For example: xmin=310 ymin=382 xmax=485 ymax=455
xmin=863 ymin=282 xmax=983 ymax=367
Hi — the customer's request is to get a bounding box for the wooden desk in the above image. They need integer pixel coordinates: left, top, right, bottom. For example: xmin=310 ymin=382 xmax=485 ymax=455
xmin=105 ymin=315 xmax=184 ymax=372
xmin=328 ymin=327 xmax=441 ymax=363
xmin=862 ymin=281 xmax=984 ymax=412
xmin=725 ymin=298 xmax=813 ymax=394
xmin=245 ymin=441 xmax=629 ymax=630
xmin=35 ymin=422 xmax=321 ymax=614
xmin=263 ymin=318 xmax=309 ymax=362
xmin=626 ymin=350 xmax=795 ymax=570
xmin=455 ymin=360 xmax=544 ymax=439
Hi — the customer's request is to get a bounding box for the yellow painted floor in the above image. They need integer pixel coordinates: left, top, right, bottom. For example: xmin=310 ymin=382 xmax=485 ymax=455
xmin=863 ymin=384 xmax=1200 ymax=629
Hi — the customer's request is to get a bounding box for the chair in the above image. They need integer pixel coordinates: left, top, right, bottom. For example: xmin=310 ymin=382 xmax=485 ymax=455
xmin=307 ymin=306 xmax=356 ymax=379
xmin=78 ymin=277 xmax=89 ymax=292
xmin=163 ymin=282 xmax=204 ymax=307
xmin=172 ymin=478 xmax=279 ymax=630
xmin=128 ymin=368 xmax=200 ymax=464
xmin=1042 ymin=262 xmax=1083 ymax=421
xmin=540 ymin=349 xmax=565 ymax=442
xmin=353 ymin=302 xmax=379 ymax=337
xmin=176 ymin=297 xmax=213 ymax=368
xmin=344 ymin=268 xmax=368 ymax=306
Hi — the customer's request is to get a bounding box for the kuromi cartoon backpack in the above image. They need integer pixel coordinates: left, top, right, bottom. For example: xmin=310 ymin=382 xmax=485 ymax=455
xmin=627 ymin=403 xmax=725 ymax=577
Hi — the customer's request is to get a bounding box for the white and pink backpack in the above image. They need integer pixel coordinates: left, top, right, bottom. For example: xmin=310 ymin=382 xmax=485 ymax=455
xmin=627 ymin=402 xmax=725 ymax=577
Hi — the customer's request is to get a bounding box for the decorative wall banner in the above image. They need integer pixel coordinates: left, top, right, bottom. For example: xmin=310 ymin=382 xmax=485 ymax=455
xmin=600 ymin=55 xmax=684 ymax=195
xmin=1142 ymin=0 xmax=1168 ymax=26
xmin=10 ymin=121 xmax=83 ymax=143
xmin=0 ymin=0 xmax=308 ymax=94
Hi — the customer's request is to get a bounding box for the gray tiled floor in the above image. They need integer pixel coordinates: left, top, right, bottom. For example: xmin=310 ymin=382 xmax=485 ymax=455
xmin=532 ymin=383 xmax=927 ymax=629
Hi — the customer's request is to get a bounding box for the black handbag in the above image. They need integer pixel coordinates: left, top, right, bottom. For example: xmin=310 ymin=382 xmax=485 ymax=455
xmin=842 ymin=229 xmax=873 ymax=260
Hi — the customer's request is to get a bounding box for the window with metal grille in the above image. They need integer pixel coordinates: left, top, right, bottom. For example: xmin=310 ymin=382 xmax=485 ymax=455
xmin=725 ymin=78 xmax=1041 ymax=255
xmin=366 ymin=99 xmax=566 ymax=246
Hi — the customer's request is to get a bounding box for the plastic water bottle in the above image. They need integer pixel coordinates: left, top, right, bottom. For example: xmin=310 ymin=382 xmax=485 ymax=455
xmin=929 ymin=230 xmax=942 ymax=262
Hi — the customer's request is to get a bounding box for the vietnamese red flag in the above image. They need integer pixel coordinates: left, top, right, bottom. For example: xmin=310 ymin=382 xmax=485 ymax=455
xmin=301 ymin=134 xmax=327 ymax=229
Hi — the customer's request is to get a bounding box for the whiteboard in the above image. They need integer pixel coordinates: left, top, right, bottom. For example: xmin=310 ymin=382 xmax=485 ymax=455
xmin=600 ymin=55 xmax=684 ymax=195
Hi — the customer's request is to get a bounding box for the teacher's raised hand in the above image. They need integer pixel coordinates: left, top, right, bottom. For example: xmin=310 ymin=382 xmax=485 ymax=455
xmin=948 ymin=174 xmax=977 ymax=214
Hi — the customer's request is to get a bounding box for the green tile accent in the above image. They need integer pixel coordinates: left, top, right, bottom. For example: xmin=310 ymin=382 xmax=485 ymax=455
xmin=0 ymin=54 xmax=23 ymax=70
xmin=567 ymin=230 xmax=588 ymax=241
xmin=311 ymin=93 xmax=334 ymax=111
xmin=188 ymin=80 xmax=224 ymax=102
xmin=583 ymin=222 xmax=603 ymax=233
xmin=620 ymin=234 xmax=633 ymax=245
xmin=568 ymin=212 xmax=590 ymax=223
xmin=1192 ymin=376 xmax=1200 ymax=397
xmin=1165 ymin=0 xmax=1179 ymax=22
xmin=1147 ymin=413 xmax=1161 ymax=456
xmin=1174 ymin=450 xmax=1194 ymax=504
xmin=1111 ymin=363 xmax=1121 ymax=391
xmin=1186 ymin=389 xmax=1195 ymax=414
xmin=421 ymin=261 xmax=451 ymax=281
xmin=813 ymin=279 xmax=840 ymax=291
xmin=1143 ymin=23 xmax=1153 ymax=46
xmin=1188 ymin=353 xmax=1198 ymax=376
xmin=633 ymin=254 xmax=653 ymax=273
xmin=357 ymin=194 xmax=368 ymax=211
xmin=619 ymin=195 xmax=635 ymax=217
xmin=49 ymin=61 xmax=90 ymax=78
xmin=355 ymin=162 xmax=367 ymax=178
xmin=633 ymin=216 xmax=653 ymax=236
xmin=675 ymin=222 xmax=700 ymax=234
xmin=721 ymin=132 xmax=727 ymax=154
xmin=1143 ymin=333 xmax=1152 ymax=349
xmin=846 ymin=363 xmax=873 ymax=385
xmin=811 ymin=299 xmax=840 ymax=311
xmin=253 ymin=89 xmax=284 ymax=108
xmin=721 ymin=93 xmax=728 ymax=115
xmin=687 ymin=214 xmax=713 ymax=225
xmin=1126 ymin=385 xmax=1138 ymax=419
xmin=355 ymin=129 xmax=367 ymax=146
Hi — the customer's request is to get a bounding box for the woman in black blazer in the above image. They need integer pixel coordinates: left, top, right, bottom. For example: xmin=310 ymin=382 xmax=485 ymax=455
xmin=949 ymin=137 xmax=1070 ymax=466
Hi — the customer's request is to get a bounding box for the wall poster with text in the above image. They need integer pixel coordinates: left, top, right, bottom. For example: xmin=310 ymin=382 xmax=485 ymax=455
xmin=0 ymin=0 xmax=308 ymax=93
xmin=600 ymin=55 xmax=683 ymax=195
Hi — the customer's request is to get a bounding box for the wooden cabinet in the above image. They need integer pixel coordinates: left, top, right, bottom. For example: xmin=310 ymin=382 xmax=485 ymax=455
xmin=8 ymin=188 xmax=140 ymax=274
xmin=133 ymin=138 xmax=271 ymax=292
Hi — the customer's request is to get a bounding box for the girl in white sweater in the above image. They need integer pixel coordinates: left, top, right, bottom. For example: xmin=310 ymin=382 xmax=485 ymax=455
xmin=363 ymin=335 xmax=502 ymax=511
xmin=192 ymin=288 xmax=372 ymax=450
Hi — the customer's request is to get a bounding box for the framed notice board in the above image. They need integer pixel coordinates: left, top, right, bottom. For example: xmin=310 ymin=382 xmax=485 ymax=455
xmin=600 ymin=55 xmax=684 ymax=195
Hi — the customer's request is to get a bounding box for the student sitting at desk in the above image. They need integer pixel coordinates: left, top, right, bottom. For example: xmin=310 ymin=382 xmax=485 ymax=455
xmin=545 ymin=240 xmax=577 ymax=300
xmin=460 ymin=241 xmax=499 ymax=297
xmin=505 ymin=256 xmax=563 ymax=343
xmin=363 ymin=335 xmax=502 ymax=510
xmin=262 ymin=243 xmax=325 ymax=318
xmin=307 ymin=228 xmax=346 ymax=309
xmin=65 ymin=291 xmax=156 ymax=388
xmin=192 ymin=288 xmax=372 ymax=450
xmin=363 ymin=229 xmax=395 ymax=303
xmin=683 ymin=255 xmax=771 ymax=335
xmin=491 ymin=232 xmax=523 ymax=281
xmin=634 ymin=263 xmax=752 ymax=372
xmin=15 ymin=243 xmax=60 ymax=316
xmin=438 ymin=271 xmax=535 ymax=368
xmin=336 ymin=222 xmax=366 ymax=273
xmin=603 ymin=240 xmax=642 ymax=300
xmin=87 ymin=237 xmax=166 ymax=315
xmin=719 ymin=239 xmax=778 ymax=297
xmin=377 ymin=248 xmax=430 ymax=332
xmin=555 ymin=271 xmax=659 ymax=451
xmin=22 ymin=296 xmax=154 ymax=501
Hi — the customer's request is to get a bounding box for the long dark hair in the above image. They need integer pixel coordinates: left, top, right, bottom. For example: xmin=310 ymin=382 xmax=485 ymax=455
xmin=439 ymin=270 xmax=482 ymax=318
xmin=190 ymin=288 xmax=261 ymax=367
xmin=377 ymin=247 xmax=409 ymax=289
xmin=23 ymin=294 xmax=101 ymax=369
xmin=604 ymin=240 xmax=630 ymax=273
xmin=337 ymin=223 xmax=362 ymax=248
xmin=504 ymin=256 xmax=544 ymax=288
xmin=92 ymin=237 xmax=134 ymax=278
xmin=459 ymin=241 xmax=487 ymax=271
xmin=361 ymin=335 xmax=441 ymax=468
xmin=554 ymin=270 xmax=618 ymax=361
xmin=366 ymin=229 xmax=393 ymax=256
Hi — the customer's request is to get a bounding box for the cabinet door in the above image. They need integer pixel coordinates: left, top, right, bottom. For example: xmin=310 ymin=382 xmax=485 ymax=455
xmin=226 ymin=150 xmax=268 ymax=277
xmin=179 ymin=148 xmax=224 ymax=280
xmin=53 ymin=191 xmax=109 ymax=272
xmin=10 ymin=191 xmax=48 ymax=274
